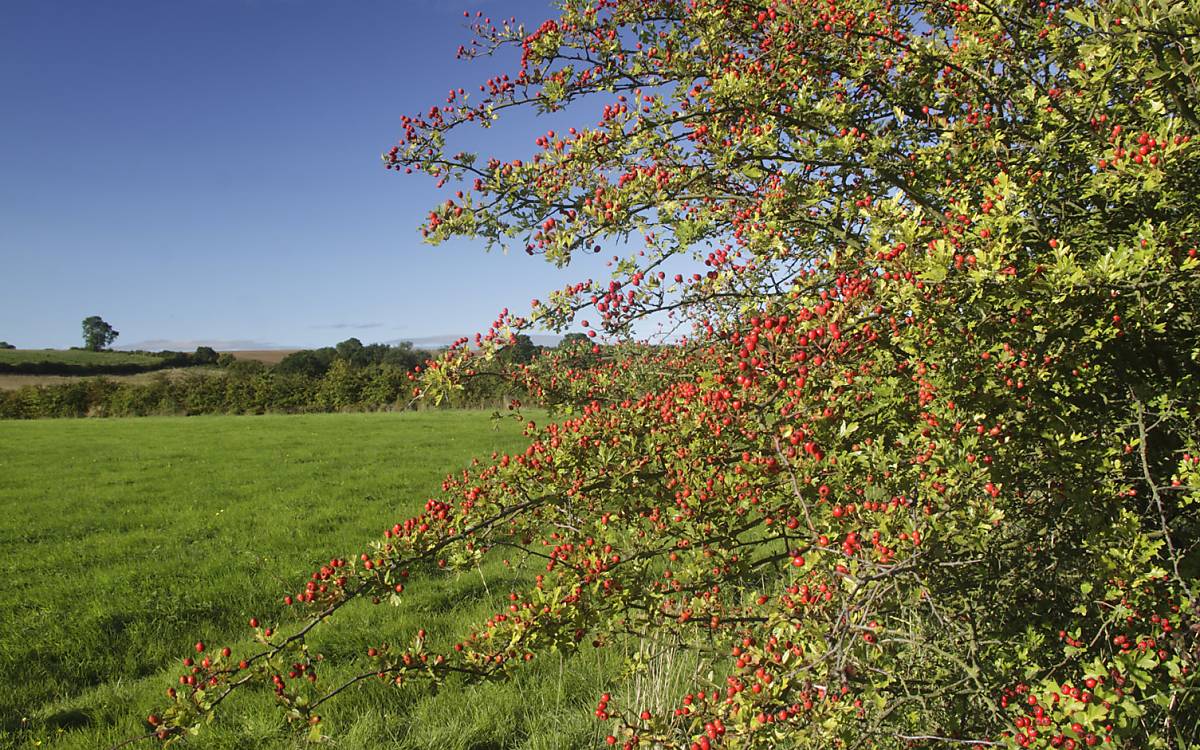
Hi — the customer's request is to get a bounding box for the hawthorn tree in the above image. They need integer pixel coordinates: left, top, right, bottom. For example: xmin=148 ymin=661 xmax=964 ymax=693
xmin=139 ymin=1 xmax=1199 ymax=748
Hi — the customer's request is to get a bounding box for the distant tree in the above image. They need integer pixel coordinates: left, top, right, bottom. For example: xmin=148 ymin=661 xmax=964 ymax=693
xmin=382 ymin=341 xmax=429 ymax=371
xmin=497 ymin=333 xmax=537 ymax=364
xmin=192 ymin=346 xmax=218 ymax=366
xmin=277 ymin=348 xmax=336 ymax=378
xmin=558 ymin=333 xmax=590 ymax=350
xmin=335 ymin=337 xmax=364 ymax=360
xmin=361 ymin=342 xmax=390 ymax=365
xmin=0 ymin=341 xmax=15 ymax=350
xmin=223 ymin=358 xmax=266 ymax=377
xmin=81 ymin=316 xmax=118 ymax=352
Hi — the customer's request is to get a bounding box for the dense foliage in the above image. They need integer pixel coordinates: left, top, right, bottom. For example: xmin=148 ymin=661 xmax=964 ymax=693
xmin=136 ymin=0 xmax=1198 ymax=748
xmin=275 ymin=339 xmax=428 ymax=378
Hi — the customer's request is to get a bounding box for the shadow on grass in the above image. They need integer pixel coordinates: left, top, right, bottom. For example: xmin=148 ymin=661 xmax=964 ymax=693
xmin=45 ymin=708 xmax=93 ymax=731
xmin=1 ymin=707 xmax=94 ymax=734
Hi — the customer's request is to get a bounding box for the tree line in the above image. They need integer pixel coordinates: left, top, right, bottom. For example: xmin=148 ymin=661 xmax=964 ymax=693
xmin=0 ymin=336 xmax=565 ymax=419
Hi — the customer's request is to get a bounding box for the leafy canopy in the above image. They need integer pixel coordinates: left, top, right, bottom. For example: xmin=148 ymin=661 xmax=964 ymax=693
xmin=81 ymin=315 xmax=119 ymax=352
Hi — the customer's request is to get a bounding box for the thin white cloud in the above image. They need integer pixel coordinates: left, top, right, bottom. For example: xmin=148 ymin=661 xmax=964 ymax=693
xmin=118 ymin=339 xmax=292 ymax=351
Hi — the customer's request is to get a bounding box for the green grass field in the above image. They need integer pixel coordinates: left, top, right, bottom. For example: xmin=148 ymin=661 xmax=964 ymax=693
xmin=0 ymin=412 xmax=625 ymax=750
xmin=0 ymin=368 xmax=220 ymax=392
xmin=0 ymin=349 xmax=163 ymax=367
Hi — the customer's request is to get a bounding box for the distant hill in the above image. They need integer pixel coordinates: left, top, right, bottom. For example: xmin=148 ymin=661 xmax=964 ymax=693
xmin=389 ymin=334 xmax=564 ymax=349
xmin=224 ymin=350 xmax=300 ymax=365
xmin=0 ymin=349 xmax=161 ymax=366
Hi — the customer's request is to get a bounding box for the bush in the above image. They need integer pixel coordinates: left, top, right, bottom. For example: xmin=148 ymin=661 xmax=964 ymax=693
xmin=193 ymin=346 xmax=219 ymax=366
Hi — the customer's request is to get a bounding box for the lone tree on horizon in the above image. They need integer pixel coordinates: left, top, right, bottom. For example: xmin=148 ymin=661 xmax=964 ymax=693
xmin=81 ymin=315 xmax=118 ymax=351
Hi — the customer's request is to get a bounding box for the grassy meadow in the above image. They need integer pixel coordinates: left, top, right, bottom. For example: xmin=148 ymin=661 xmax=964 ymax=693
xmin=0 ymin=349 xmax=287 ymax=391
xmin=0 ymin=350 xmax=163 ymax=368
xmin=0 ymin=350 xmax=181 ymax=391
xmin=0 ymin=368 xmax=219 ymax=392
xmin=226 ymin=350 xmax=300 ymax=365
xmin=0 ymin=412 xmax=632 ymax=749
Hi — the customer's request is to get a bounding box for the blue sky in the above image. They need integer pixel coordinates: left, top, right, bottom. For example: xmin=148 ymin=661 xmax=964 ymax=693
xmin=0 ymin=0 xmax=620 ymax=350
